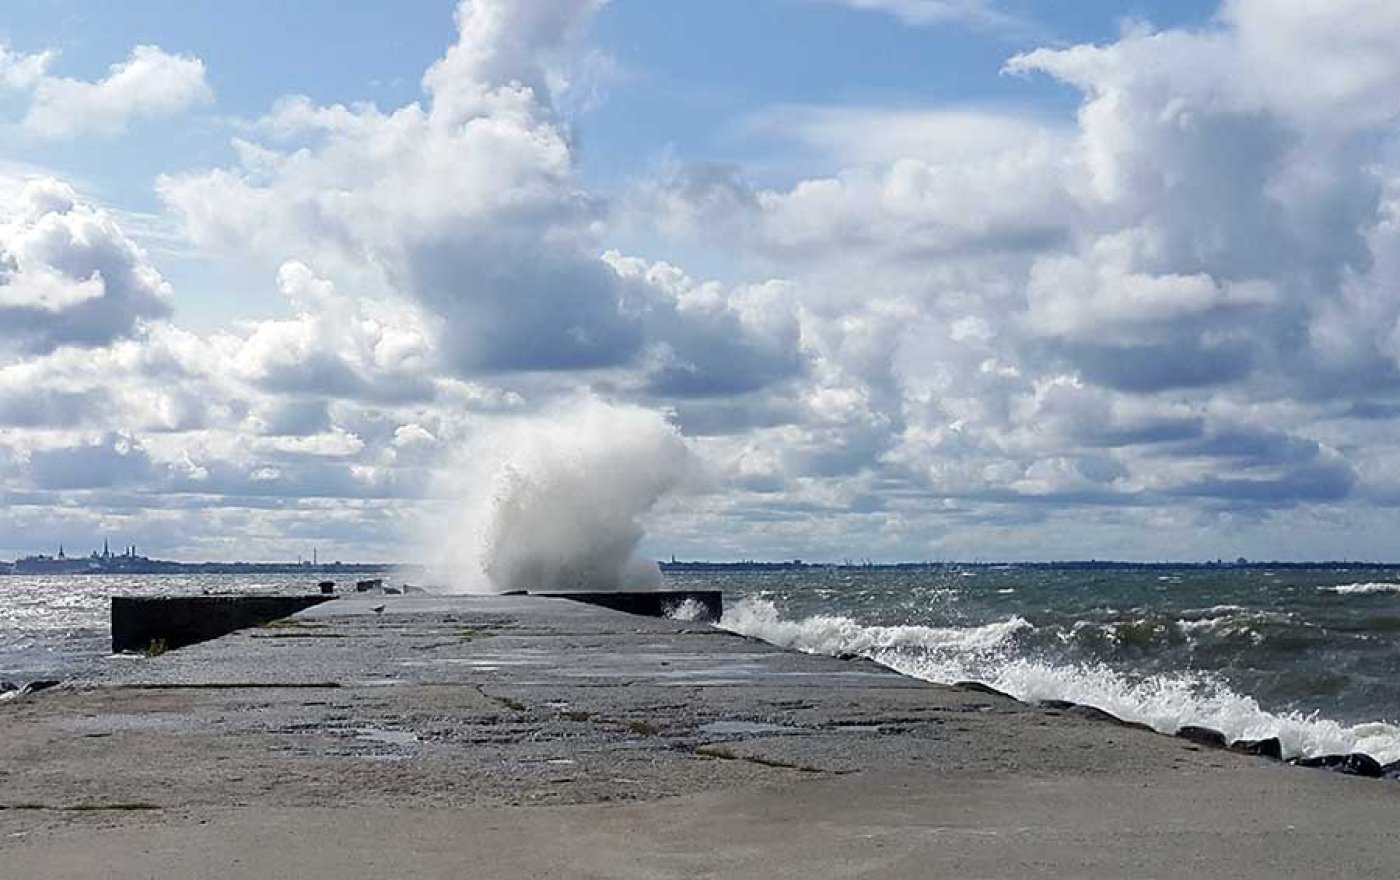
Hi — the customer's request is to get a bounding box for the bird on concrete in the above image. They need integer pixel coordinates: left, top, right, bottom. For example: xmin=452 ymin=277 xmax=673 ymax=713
xmin=371 ymin=604 xmax=386 ymax=615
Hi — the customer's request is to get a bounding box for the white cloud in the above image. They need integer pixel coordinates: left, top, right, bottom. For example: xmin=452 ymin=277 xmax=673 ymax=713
xmin=0 ymin=178 xmax=172 ymax=352
xmin=14 ymin=0 xmax=1400 ymax=561
xmin=813 ymin=0 xmax=1031 ymax=34
xmin=160 ymin=0 xmax=636 ymax=376
xmin=229 ymin=261 xmax=436 ymax=403
xmin=747 ymin=105 xmax=1067 ymax=167
xmin=159 ymin=0 xmax=798 ymax=402
xmin=3 ymin=44 xmax=212 ymax=140
xmin=630 ymin=0 xmax=1400 ymax=559
xmin=0 ymin=45 xmax=54 ymax=91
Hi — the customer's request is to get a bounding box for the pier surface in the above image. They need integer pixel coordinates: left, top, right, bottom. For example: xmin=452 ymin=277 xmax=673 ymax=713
xmin=1 ymin=595 xmax=1397 ymax=878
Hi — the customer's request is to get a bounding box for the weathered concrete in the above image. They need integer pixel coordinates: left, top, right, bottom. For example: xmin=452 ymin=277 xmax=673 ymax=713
xmin=535 ymin=588 xmax=723 ymax=622
xmin=3 ymin=594 xmax=1397 ymax=879
xmin=110 ymin=594 xmax=334 ymax=654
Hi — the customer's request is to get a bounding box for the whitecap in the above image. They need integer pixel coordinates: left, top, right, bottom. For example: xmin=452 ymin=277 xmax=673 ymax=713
xmin=719 ymin=597 xmax=1030 ymax=658
xmin=721 ymin=597 xmax=1400 ymax=764
xmin=1320 ymin=582 xmax=1400 ymax=596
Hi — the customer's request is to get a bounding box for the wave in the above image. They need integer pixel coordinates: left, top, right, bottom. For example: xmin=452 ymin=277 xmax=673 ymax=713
xmin=720 ymin=598 xmax=1030 ymax=657
xmin=720 ymin=598 xmax=1400 ymax=764
xmin=1320 ymin=582 xmax=1400 ymax=595
xmin=1175 ymin=609 xmax=1299 ymax=647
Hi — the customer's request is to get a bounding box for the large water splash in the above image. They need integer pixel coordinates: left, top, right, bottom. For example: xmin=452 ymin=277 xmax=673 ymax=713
xmin=423 ymin=398 xmax=693 ymax=594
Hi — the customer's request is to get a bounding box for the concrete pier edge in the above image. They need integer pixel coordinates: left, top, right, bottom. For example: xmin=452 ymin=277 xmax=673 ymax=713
xmin=110 ymin=595 xmax=334 ymax=654
xmin=108 ymin=590 xmax=721 ymax=656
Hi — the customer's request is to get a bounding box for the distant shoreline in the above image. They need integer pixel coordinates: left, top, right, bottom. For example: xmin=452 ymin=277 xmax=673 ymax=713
xmin=5 ymin=558 xmax=1400 ymax=575
xmin=0 ymin=560 xmax=404 ymax=576
xmin=658 ymin=559 xmax=1400 ymax=572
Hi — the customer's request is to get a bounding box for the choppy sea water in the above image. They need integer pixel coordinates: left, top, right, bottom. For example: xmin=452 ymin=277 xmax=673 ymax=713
xmin=0 ymin=574 xmax=318 ymax=687
xmin=5 ymin=568 xmax=1400 ymax=763
xmin=667 ymin=567 xmax=1400 ymax=764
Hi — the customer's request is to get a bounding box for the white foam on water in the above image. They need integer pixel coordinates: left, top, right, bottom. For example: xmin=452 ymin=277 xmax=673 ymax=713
xmin=1320 ymin=582 xmax=1400 ymax=595
xmin=720 ymin=596 xmax=1031 ymax=657
xmin=1175 ymin=608 xmax=1295 ymax=645
xmin=721 ymin=597 xmax=1400 ymax=764
xmin=664 ymin=598 xmax=709 ymax=622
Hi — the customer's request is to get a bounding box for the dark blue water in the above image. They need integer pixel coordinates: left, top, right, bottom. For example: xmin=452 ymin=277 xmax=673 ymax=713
xmin=669 ymin=567 xmax=1400 ymax=763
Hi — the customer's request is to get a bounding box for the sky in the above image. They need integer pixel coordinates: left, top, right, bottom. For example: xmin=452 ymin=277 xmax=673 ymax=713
xmin=2 ymin=0 xmax=1400 ymax=563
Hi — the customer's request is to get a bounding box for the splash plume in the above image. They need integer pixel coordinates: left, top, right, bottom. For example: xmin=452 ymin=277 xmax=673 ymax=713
xmin=424 ymin=398 xmax=692 ymax=593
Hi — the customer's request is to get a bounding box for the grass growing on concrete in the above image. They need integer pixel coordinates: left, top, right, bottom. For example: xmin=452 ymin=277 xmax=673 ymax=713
xmin=259 ymin=620 xmax=329 ymax=630
xmin=458 ymin=627 xmax=499 ymax=643
xmin=476 ymin=685 xmax=526 ymax=711
xmin=116 ymin=682 xmax=342 ymax=690
xmin=1 ymin=803 xmax=161 ymax=812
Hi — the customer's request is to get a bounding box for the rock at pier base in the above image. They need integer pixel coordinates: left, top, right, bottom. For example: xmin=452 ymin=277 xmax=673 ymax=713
xmin=1176 ymin=726 xmax=1229 ymax=749
xmin=952 ymin=681 xmax=1017 ymax=700
xmin=1292 ymin=753 xmax=1384 ymax=778
xmin=1230 ymin=738 xmax=1284 ymax=760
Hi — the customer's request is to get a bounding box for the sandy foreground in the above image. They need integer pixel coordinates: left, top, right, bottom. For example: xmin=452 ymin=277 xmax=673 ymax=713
xmin=1 ymin=594 xmax=1396 ymax=879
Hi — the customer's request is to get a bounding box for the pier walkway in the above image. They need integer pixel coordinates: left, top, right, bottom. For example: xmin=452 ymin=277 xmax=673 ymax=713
xmin=1 ymin=595 xmax=1397 ymax=878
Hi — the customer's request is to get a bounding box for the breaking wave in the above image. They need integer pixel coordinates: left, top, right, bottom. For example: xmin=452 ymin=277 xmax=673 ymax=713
xmin=1321 ymin=582 xmax=1400 ymax=596
xmin=721 ymin=597 xmax=1400 ymax=764
xmin=421 ymin=398 xmax=693 ymax=594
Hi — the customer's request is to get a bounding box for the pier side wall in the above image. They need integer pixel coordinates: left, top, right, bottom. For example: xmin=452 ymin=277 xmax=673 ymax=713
xmin=111 ymin=595 xmax=334 ymax=654
xmin=535 ymin=590 xmax=722 ymax=622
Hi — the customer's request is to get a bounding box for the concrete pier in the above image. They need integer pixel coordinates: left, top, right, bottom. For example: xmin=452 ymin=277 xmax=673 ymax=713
xmin=536 ymin=588 xmax=722 ymax=622
xmin=110 ymin=594 xmax=334 ymax=654
xmin=2 ymin=594 xmax=1398 ymax=878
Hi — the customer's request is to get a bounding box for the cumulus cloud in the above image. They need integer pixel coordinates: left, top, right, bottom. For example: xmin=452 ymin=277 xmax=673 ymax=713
xmin=0 ymin=177 xmax=452 ymax=558
xmin=623 ymin=0 xmax=1400 ymax=559
xmin=26 ymin=432 xmax=157 ymax=490
xmin=160 ymin=0 xmax=798 ymax=398
xmin=231 ymin=261 xmax=435 ymax=403
xmin=159 ymin=0 xmax=632 ymax=376
xmin=2 ymin=43 xmax=211 ymax=139
xmin=0 ymin=178 xmax=172 ymax=352
xmin=602 ymin=252 xmax=805 ymax=398
xmin=15 ymin=0 xmax=1400 ymax=562
xmin=0 ymin=45 xmax=54 ymax=91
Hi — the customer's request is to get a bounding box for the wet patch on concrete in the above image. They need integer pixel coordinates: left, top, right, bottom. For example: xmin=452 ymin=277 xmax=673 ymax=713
xmin=700 ymin=720 xmax=802 ymax=736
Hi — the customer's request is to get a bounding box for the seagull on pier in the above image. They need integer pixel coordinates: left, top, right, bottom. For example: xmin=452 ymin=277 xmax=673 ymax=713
xmin=371 ymin=604 xmax=386 ymax=615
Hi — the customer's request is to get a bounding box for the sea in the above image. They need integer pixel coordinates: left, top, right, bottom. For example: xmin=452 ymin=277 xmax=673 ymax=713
xmin=4 ymin=567 xmax=1400 ymax=764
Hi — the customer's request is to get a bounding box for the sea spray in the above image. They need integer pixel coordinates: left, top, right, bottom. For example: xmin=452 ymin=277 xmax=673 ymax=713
xmin=423 ymin=398 xmax=693 ymax=593
xmin=721 ymin=596 xmax=1400 ymax=764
